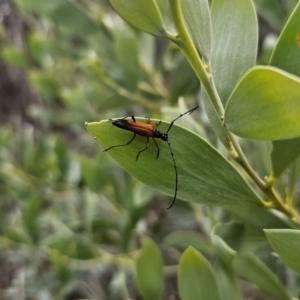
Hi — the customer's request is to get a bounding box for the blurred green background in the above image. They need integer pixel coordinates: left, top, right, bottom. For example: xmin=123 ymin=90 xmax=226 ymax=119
xmin=0 ymin=0 xmax=298 ymax=299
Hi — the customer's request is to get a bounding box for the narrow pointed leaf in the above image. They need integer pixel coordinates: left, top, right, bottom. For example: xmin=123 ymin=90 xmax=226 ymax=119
xmin=211 ymin=0 xmax=257 ymax=105
xmin=202 ymin=0 xmax=257 ymax=149
xmin=181 ymin=0 xmax=212 ymax=62
xmin=269 ymin=2 xmax=300 ymax=176
xmin=225 ymin=66 xmax=300 ymax=140
xmin=136 ymin=237 xmax=164 ymax=300
xmin=215 ymin=264 xmax=243 ymax=300
xmin=234 ymin=253 xmax=290 ymax=300
xmin=109 ymin=0 xmax=168 ymax=38
xmin=265 ymin=229 xmax=300 ymax=276
xmin=85 ymin=118 xmax=261 ymax=207
xmin=179 ymin=246 xmax=220 ymax=300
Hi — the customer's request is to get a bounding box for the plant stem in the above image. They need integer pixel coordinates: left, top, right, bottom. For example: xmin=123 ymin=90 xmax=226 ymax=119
xmin=168 ymin=0 xmax=224 ymax=118
xmin=99 ymin=74 xmax=159 ymax=112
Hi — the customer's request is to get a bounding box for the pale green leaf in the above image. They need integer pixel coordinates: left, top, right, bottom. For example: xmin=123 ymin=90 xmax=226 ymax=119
xmin=202 ymin=90 xmax=232 ymax=151
xmin=109 ymin=0 xmax=168 ymax=37
xmin=136 ymin=237 xmax=164 ymax=300
xmin=115 ymin=29 xmax=140 ymax=90
xmin=181 ymin=0 xmax=212 ymax=62
xmin=225 ymin=66 xmax=300 ymax=140
xmin=215 ymin=264 xmax=243 ymax=300
xmin=211 ymin=0 xmax=257 ymax=105
xmin=269 ymin=2 xmax=300 ymax=176
xmin=265 ymin=229 xmax=300 ymax=276
xmin=85 ymin=117 xmax=261 ymax=207
xmin=178 ymin=246 xmax=220 ymax=300
xmin=202 ymin=0 xmax=257 ymax=149
xmin=164 ymin=230 xmax=213 ymax=253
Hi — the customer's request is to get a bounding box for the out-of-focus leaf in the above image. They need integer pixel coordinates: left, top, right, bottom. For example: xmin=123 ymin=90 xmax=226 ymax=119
xmin=115 ymin=30 xmax=140 ymax=90
xmin=215 ymin=263 xmax=243 ymax=300
xmin=170 ymin=58 xmax=200 ymax=102
xmin=85 ymin=118 xmax=261 ymax=207
xmin=15 ymin=0 xmax=100 ymax=35
xmin=211 ymin=233 xmax=236 ymax=267
xmin=23 ymin=196 xmax=41 ymax=245
xmin=81 ymin=153 xmax=113 ymax=192
xmin=54 ymin=136 xmax=69 ymax=179
xmin=44 ymin=234 xmax=97 ymax=260
xmin=136 ymin=237 xmax=164 ymax=300
xmin=109 ymin=0 xmax=168 ymax=38
xmin=1 ymin=47 xmax=28 ymax=69
xmin=4 ymin=227 xmax=29 ymax=244
xmin=225 ymin=66 xmax=300 ymax=140
xmin=180 ymin=0 xmax=212 ymax=62
xmin=253 ymin=0 xmax=289 ymax=31
xmin=265 ymin=229 xmax=300 ymax=276
xmin=234 ymin=253 xmax=290 ymax=300
xmin=29 ymin=71 xmax=60 ymax=101
xmin=164 ymin=230 xmax=213 ymax=254
xmin=178 ymin=246 xmax=220 ymax=300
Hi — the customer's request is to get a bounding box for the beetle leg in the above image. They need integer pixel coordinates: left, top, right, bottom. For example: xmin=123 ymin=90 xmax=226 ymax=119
xmin=103 ymin=133 xmax=136 ymax=152
xmin=136 ymin=137 xmax=149 ymax=161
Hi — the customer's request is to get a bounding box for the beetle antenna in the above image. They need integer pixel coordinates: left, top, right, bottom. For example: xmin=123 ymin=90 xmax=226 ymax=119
xmin=166 ymin=139 xmax=178 ymax=209
xmin=166 ymin=105 xmax=199 ymax=134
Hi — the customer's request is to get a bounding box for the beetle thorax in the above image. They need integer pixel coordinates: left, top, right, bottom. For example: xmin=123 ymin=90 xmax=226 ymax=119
xmin=154 ymin=129 xmax=168 ymax=141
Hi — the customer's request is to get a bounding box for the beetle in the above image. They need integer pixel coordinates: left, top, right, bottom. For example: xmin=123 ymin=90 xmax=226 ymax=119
xmin=104 ymin=106 xmax=199 ymax=209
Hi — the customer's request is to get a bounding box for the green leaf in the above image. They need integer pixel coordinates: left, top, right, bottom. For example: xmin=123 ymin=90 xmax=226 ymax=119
xmin=265 ymin=229 xmax=300 ymax=276
xmin=85 ymin=118 xmax=261 ymax=207
xmin=115 ymin=29 xmax=140 ymax=91
xmin=202 ymin=91 xmax=232 ymax=151
xmin=15 ymin=0 xmax=99 ymax=35
xmin=109 ymin=0 xmax=168 ymax=38
xmin=164 ymin=230 xmax=213 ymax=254
xmin=136 ymin=237 xmax=164 ymax=300
xmin=178 ymin=246 xmax=220 ymax=300
xmin=270 ymin=138 xmax=300 ymax=177
xmin=54 ymin=136 xmax=69 ymax=179
xmin=211 ymin=0 xmax=257 ymax=105
xmin=202 ymin=0 xmax=257 ymax=149
xmin=1 ymin=47 xmax=28 ymax=69
xmin=170 ymin=58 xmax=200 ymax=102
xmin=44 ymin=234 xmax=97 ymax=260
xmin=269 ymin=2 xmax=300 ymax=176
xmin=234 ymin=253 xmax=290 ymax=300
xmin=252 ymin=0 xmax=289 ymax=32
xmin=180 ymin=0 xmax=212 ymax=62
xmin=269 ymin=2 xmax=300 ymax=77
xmin=225 ymin=66 xmax=300 ymax=140
xmin=23 ymin=196 xmax=41 ymax=245
xmin=215 ymin=263 xmax=243 ymax=300
xmin=4 ymin=227 xmax=30 ymax=244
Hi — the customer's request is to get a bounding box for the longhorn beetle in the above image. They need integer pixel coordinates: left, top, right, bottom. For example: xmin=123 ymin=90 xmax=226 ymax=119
xmin=104 ymin=106 xmax=199 ymax=209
